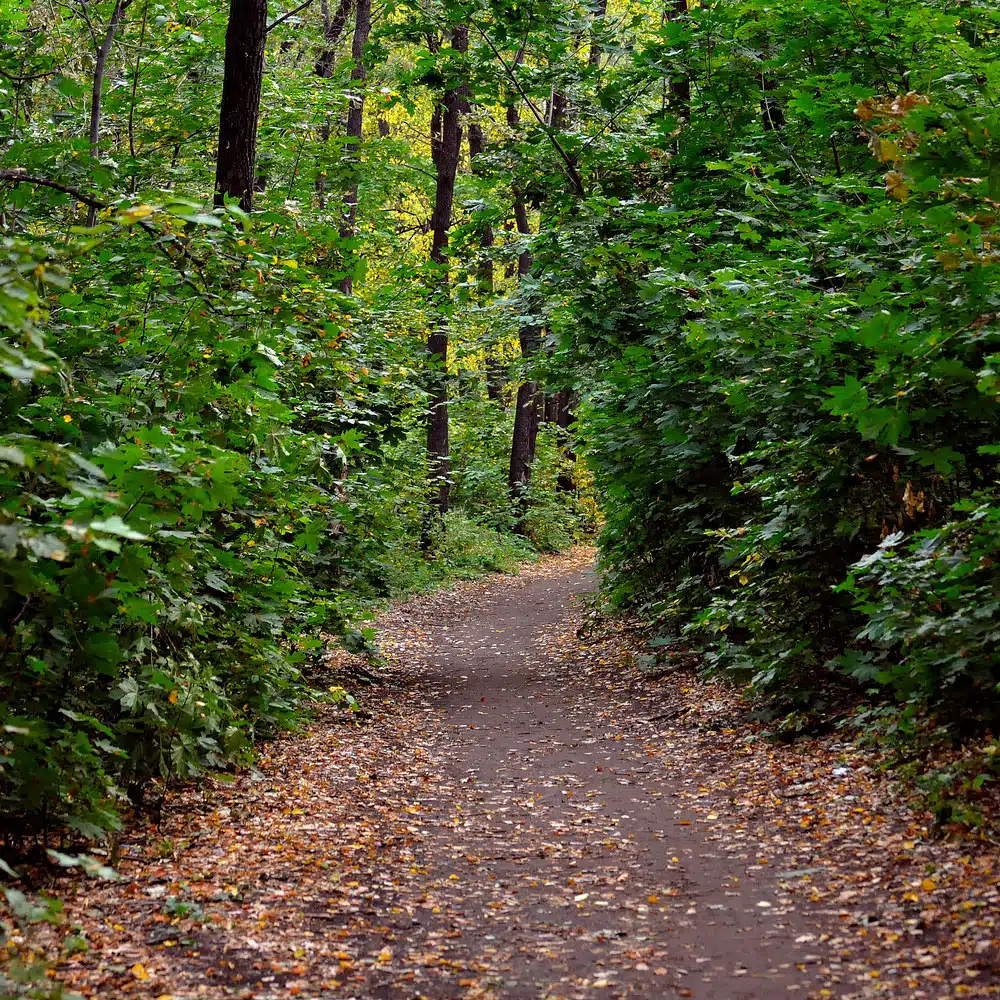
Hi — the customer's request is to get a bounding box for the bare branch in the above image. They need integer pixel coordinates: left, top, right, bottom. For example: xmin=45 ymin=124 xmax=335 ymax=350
xmin=0 ymin=168 xmax=106 ymax=208
xmin=0 ymin=67 xmax=58 ymax=84
xmin=468 ymin=20 xmax=585 ymax=196
xmin=267 ymin=0 xmax=314 ymax=32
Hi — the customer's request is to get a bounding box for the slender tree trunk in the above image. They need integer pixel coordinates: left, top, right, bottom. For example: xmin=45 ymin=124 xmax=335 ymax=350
xmin=87 ymin=0 xmax=126 ymax=225
xmin=466 ymin=119 xmax=493 ymax=295
xmin=506 ymin=106 xmax=541 ymax=528
xmin=315 ymin=0 xmax=354 ymax=208
xmin=588 ymin=0 xmax=608 ymax=69
xmin=315 ymin=0 xmax=353 ymax=77
xmin=555 ymin=388 xmax=577 ymax=490
xmin=126 ymin=0 xmax=148 ymax=167
xmin=339 ymin=0 xmax=372 ymax=294
xmin=760 ymin=74 xmax=786 ymax=130
xmin=423 ymin=24 xmax=467 ymax=540
xmin=666 ymin=0 xmax=690 ymax=116
xmin=467 ymin=114 xmax=505 ymax=402
xmin=215 ymin=0 xmax=268 ymax=212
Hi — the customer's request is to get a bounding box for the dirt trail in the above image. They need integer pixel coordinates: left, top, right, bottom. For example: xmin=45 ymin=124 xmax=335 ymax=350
xmin=50 ymin=550 xmax=1000 ymax=1000
xmin=378 ymin=559 xmax=829 ymax=1000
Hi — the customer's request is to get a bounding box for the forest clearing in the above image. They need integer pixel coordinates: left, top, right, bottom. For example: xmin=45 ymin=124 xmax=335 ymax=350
xmin=3 ymin=0 xmax=1000 ymax=996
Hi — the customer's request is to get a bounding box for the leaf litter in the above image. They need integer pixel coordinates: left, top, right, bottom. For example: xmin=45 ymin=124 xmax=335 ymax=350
xmin=19 ymin=547 xmax=999 ymax=999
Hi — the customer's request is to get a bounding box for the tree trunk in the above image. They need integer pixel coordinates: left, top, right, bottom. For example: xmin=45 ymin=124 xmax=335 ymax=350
xmin=315 ymin=0 xmax=353 ymax=77
xmin=589 ymin=0 xmax=608 ymax=70
xmin=215 ymin=0 xmax=268 ymax=212
xmin=555 ymin=388 xmax=577 ymax=491
xmin=760 ymin=74 xmax=786 ymax=130
xmin=665 ymin=0 xmax=690 ymax=117
xmin=315 ymin=0 xmax=354 ymax=208
xmin=423 ymin=24 xmax=467 ymax=539
xmin=466 ymin=119 xmax=494 ymax=296
xmin=87 ymin=0 xmax=126 ymax=226
xmin=506 ymin=102 xmax=541 ymax=529
xmin=467 ymin=110 xmax=504 ymax=402
xmin=339 ymin=0 xmax=372 ymax=294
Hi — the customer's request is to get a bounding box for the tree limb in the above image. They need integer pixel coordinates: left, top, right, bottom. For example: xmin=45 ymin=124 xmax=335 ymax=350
xmin=0 ymin=169 xmax=106 ymax=208
xmin=0 ymin=170 xmax=209 ymax=272
xmin=469 ymin=20 xmax=585 ymax=196
xmin=267 ymin=0 xmax=314 ymax=32
xmin=0 ymin=67 xmax=58 ymax=84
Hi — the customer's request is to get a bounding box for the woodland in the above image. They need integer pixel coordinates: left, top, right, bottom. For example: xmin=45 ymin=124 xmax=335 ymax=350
xmin=3 ymin=0 xmax=1000 ymax=992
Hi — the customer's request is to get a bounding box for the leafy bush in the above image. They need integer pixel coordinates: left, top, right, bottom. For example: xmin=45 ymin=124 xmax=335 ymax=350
xmin=839 ymin=498 xmax=1000 ymax=725
xmin=0 ymin=199 xmax=583 ymax=845
xmin=548 ymin=0 xmax=1000 ymax=737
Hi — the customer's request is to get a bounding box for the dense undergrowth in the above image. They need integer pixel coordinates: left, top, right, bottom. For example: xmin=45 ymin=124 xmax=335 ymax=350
xmin=540 ymin=0 xmax=1000 ymax=820
xmin=1 ymin=208 xmax=594 ymax=852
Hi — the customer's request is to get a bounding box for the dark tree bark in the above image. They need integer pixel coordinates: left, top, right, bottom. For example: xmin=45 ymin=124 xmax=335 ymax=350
xmin=555 ymin=388 xmax=577 ymax=490
xmin=760 ymin=75 xmax=786 ymax=130
xmin=215 ymin=0 xmax=268 ymax=212
xmin=466 ymin=119 xmax=493 ymax=295
xmin=467 ymin=106 xmax=506 ymax=402
xmin=665 ymin=0 xmax=691 ymax=117
xmin=423 ymin=24 xmax=467 ymax=537
xmin=315 ymin=0 xmax=353 ymax=77
xmin=315 ymin=0 xmax=353 ymax=208
xmin=506 ymin=104 xmax=541 ymax=527
xmin=339 ymin=0 xmax=372 ymax=294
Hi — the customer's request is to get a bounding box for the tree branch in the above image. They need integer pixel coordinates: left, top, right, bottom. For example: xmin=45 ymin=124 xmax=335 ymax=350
xmin=468 ymin=20 xmax=585 ymax=196
xmin=0 ymin=169 xmax=106 ymax=208
xmin=267 ymin=0 xmax=314 ymax=32
xmin=0 ymin=67 xmax=58 ymax=84
xmin=0 ymin=169 xmax=209 ymax=272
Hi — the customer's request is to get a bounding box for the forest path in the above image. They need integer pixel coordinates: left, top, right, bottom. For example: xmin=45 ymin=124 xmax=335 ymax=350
xmin=54 ymin=550 xmax=999 ymax=1000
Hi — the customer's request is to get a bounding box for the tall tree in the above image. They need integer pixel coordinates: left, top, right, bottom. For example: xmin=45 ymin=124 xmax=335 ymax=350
xmin=423 ymin=23 xmax=468 ymax=535
xmin=588 ymin=0 xmax=608 ymax=70
xmin=84 ymin=0 xmax=130 ymax=225
xmin=505 ymin=102 xmax=541 ymax=527
xmin=339 ymin=0 xmax=372 ymax=294
xmin=214 ymin=0 xmax=269 ymax=211
xmin=665 ymin=0 xmax=690 ymax=116
xmin=315 ymin=0 xmax=354 ymax=208
xmin=464 ymin=90 xmax=504 ymax=402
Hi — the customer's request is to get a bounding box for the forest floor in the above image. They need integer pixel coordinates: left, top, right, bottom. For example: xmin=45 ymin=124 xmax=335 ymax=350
xmin=44 ymin=548 xmax=1000 ymax=1000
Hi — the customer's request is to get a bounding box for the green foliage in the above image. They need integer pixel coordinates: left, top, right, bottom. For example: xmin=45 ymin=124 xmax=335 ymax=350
xmin=0 ymin=0 xmax=594 ymax=842
xmin=1 ymin=851 xmax=115 ymax=999
xmin=541 ymin=0 xmax=1000 ymax=752
xmin=838 ymin=498 xmax=1000 ymax=722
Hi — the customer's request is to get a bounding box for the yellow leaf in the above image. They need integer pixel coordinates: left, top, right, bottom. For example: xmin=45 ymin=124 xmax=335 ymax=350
xmin=131 ymin=963 xmax=149 ymax=980
xmin=921 ymin=878 xmax=937 ymax=892
xmin=885 ymin=170 xmax=910 ymax=201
